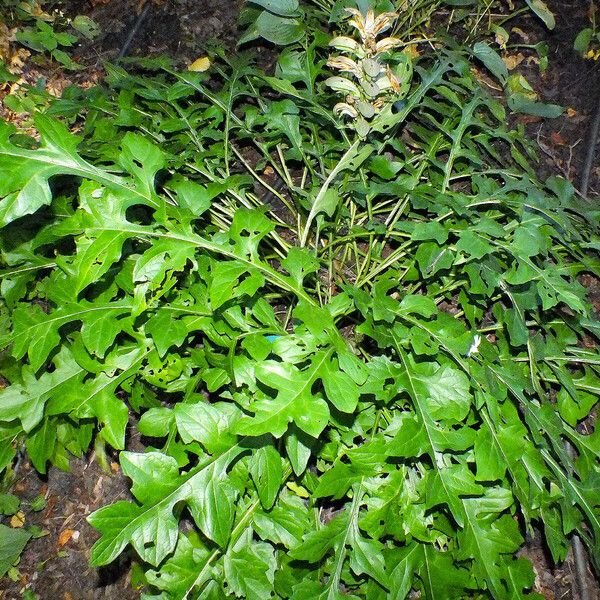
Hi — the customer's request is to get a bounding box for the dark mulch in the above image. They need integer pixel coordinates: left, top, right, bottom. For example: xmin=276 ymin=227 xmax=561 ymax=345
xmin=1 ymin=455 xmax=139 ymax=600
xmin=69 ymin=0 xmax=245 ymax=67
xmin=511 ymin=0 xmax=600 ymax=195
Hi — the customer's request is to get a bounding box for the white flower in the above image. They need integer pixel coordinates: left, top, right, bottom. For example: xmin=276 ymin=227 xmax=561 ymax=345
xmin=327 ymin=56 xmax=362 ymax=77
xmin=326 ymin=8 xmax=406 ymax=128
xmin=375 ymin=37 xmax=403 ymax=55
xmin=467 ymin=334 xmax=481 ymax=357
xmin=345 ymin=8 xmax=398 ymax=47
xmin=333 ymin=102 xmax=359 ymax=119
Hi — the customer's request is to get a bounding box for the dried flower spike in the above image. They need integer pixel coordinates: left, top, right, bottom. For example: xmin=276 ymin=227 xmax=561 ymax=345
xmin=345 ymin=8 xmax=398 ymax=54
xmin=326 ymin=7 xmax=411 ymax=136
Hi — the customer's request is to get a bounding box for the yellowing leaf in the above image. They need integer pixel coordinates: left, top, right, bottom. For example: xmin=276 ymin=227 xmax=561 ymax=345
xmin=511 ymin=27 xmax=530 ymax=43
xmin=188 ymin=56 xmax=211 ymax=72
xmin=507 ymin=73 xmax=537 ymax=100
xmin=58 ymin=528 xmax=75 ymax=547
xmin=287 ymin=482 xmax=309 ymax=498
xmin=494 ymin=26 xmax=509 ymax=49
xmin=10 ymin=511 xmax=25 ymax=528
xmin=586 ymin=48 xmax=600 ymax=61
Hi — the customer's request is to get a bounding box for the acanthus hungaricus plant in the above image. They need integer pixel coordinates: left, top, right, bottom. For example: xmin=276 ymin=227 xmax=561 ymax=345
xmin=0 ymin=3 xmax=599 ymax=599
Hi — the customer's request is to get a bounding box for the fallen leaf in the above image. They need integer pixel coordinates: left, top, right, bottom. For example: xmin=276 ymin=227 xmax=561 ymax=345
xmin=188 ymin=56 xmax=211 ymax=72
xmin=502 ymin=52 xmax=525 ymax=70
xmin=587 ymin=48 xmax=600 ymax=61
xmin=566 ymin=107 xmax=578 ymax=118
xmin=516 ymin=114 xmax=542 ymax=125
xmin=10 ymin=48 xmax=30 ymax=71
xmin=92 ymin=476 xmax=104 ymax=501
xmin=58 ymin=529 xmax=75 ymax=547
xmin=10 ymin=511 xmax=25 ymax=528
xmin=0 ymin=23 xmax=11 ymax=58
xmin=550 ymin=131 xmax=566 ymax=146
xmin=404 ymin=45 xmax=420 ymax=59
xmin=511 ymin=27 xmax=530 ymax=43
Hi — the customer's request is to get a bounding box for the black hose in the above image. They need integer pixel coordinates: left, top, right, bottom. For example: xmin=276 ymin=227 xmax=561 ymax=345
xmin=573 ymin=57 xmax=600 ymax=599
xmin=580 ymin=97 xmax=600 ymax=197
xmin=117 ymin=1 xmax=152 ymax=59
xmin=572 ymin=534 xmax=593 ymax=600
xmin=565 ymin=442 xmax=593 ymax=600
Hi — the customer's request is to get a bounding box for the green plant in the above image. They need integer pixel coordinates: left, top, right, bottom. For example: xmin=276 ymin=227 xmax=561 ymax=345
xmin=2 ymin=1 xmax=99 ymax=72
xmin=0 ymin=523 xmax=31 ymax=579
xmin=0 ymin=6 xmax=599 ymax=600
xmin=444 ymin=0 xmax=554 ymax=38
xmin=240 ymin=0 xmax=447 ymax=46
xmin=16 ymin=16 xmax=100 ymax=70
xmin=15 ymin=19 xmax=80 ymax=69
xmin=0 ymin=485 xmax=34 ymax=578
xmin=472 ymin=41 xmax=562 ymax=117
xmin=240 ymin=0 xmax=555 ymax=48
xmin=240 ymin=0 xmax=561 ymax=117
xmin=574 ymin=4 xmax=600 ymax=60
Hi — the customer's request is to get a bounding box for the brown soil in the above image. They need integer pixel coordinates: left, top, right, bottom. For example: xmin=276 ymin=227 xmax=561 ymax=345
xmin=509 ymin=0 xmax=600 ymax=194
xmin=69 ymin=0 xmax=245 ymax=68
xmin=1 ymin=456 xmax=139 ymax=600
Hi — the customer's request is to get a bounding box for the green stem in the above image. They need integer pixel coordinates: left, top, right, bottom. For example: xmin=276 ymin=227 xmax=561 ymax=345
xmin=300 ymin=139 xmax=361 ymax=248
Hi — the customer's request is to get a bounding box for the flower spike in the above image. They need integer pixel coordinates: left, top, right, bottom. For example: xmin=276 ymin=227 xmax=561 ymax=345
xmin=326 ymin=7 xmax=412 ymax=135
